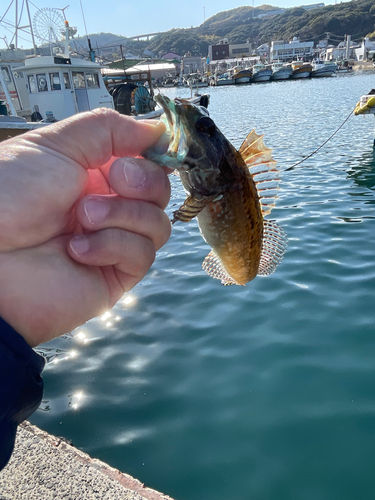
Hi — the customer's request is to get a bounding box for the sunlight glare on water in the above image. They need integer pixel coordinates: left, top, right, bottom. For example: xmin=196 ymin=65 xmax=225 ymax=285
xmin=33 ymin=71 xmax=375 ymax=500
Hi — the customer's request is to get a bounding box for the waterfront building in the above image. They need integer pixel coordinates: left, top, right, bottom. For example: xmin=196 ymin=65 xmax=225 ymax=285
xmin=325 ymin=39 xmax=357 ymax=61
xmin=355 ymin=38 xmax=375 ymax=61
xmin=208 ymin=39 xmax=253 ymax=62
xmin=270 ymin=37 xmax=314 ymax=62
xmin=181 ymin=52 xmax=204 ymax=75
xmin=256 ymin=43 xmax=270 ymax=60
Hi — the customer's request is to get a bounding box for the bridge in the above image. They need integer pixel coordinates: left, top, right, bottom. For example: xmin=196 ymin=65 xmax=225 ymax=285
xmin=127 ymin=31 xmax=168 ymax=41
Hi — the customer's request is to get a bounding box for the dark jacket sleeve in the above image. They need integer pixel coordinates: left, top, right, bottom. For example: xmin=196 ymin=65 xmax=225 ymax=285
xmin=0 ymin=317 xmax=45 ymax=471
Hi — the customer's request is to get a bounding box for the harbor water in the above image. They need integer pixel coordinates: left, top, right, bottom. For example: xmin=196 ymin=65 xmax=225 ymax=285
xmin=32 ymin=71 xmax=375 ymax=500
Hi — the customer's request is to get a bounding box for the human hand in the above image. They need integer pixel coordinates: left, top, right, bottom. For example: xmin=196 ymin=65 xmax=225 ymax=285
xmin=0 ymin=109 xmax=171 ymax=346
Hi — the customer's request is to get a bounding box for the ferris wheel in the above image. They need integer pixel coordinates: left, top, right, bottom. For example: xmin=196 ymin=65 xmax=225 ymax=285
xmin=32 ymin=8 xmax=65 ymax=45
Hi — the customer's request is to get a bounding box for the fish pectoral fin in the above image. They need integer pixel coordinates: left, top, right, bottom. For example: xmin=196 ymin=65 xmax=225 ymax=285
xmin=172 ymin=196 xmax=207 ymax=224
xmin=202 ymin=251 xmax=241 ymax=286
xmin=258 ymin=220 xmax=287 ymax=276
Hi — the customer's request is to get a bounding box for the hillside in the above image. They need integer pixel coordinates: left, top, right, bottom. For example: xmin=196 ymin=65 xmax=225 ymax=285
xmin=147 ymin=0 xmax=375 ymax=56
xmin=69 ymin=32 xmax=149 ymax=58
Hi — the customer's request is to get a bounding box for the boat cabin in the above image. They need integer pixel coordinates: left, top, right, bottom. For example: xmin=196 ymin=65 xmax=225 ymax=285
xmin=0 ymin=63 xmax=31 ymax=118
xmin=23 ymin=55 xmax=114 ymax=121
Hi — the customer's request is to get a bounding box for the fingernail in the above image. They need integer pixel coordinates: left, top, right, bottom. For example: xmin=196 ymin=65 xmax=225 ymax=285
xmin=123 ymin=159 xmax=146 ymax=189
xmin=84 ymin=198 xmax=110 ymax=225
xmin=70 ymin=235 xmax=90 ymax=256
xmin=137 ymin=119 xmax=164 ymax=128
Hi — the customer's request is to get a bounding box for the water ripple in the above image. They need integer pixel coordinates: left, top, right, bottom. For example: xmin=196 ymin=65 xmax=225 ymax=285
xmin=31 ymin=71 xmax=375 ymax=500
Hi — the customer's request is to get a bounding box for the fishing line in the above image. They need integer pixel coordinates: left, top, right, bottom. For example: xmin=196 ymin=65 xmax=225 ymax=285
xmin=283 ymin=108 xmax=354 ymax=172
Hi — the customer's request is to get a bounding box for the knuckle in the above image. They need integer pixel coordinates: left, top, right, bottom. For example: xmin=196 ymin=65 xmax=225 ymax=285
xmin=132 ymin=238 xmax=155 ymax=277
xmin=156 ymin=212 xmax=172 ymax=248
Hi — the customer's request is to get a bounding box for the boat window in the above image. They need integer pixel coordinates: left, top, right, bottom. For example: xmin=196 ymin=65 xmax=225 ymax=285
xmin=1 ymin=67 xmax=11 ymax=82
xmin=72 ymin=71 xmax=86 ymax=89
xmin=63 ymin=72 xmax=71 ymax=89
xmin=37 ymin=73 xmax=48 ymax=92
xmin=28 ymin=75 xmax=37 ymax=93
xmin=49 ymin=72 xmax=61 ymax=90
xmin=86 ymin=73 xmax=100 ymax=88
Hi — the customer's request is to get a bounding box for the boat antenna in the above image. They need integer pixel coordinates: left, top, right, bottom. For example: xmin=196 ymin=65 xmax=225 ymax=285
xmin=79 ymin=0 xmax=95 ymax=62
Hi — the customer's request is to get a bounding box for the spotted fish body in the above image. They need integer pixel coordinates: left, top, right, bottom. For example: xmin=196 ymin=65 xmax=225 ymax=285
xmin=144 ymin=96 xmax=287 ymax=285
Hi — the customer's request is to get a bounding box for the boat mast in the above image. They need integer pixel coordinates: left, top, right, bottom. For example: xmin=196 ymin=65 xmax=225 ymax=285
xmin=25 ymin=0 xmax=38 ymax=54
xmin=6 ymin=0 xmax=38 ymax=54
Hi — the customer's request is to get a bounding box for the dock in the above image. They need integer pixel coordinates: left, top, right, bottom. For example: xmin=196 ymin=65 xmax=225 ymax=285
xmin=0 ymin=421 xmax=175 ymax=500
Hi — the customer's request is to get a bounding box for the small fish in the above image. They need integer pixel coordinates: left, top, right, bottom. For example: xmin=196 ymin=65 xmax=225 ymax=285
xmin=143 ymin=95 xmax=287 ymax=286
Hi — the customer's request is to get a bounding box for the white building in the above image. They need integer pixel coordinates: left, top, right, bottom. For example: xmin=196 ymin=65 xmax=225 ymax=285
xmin=270 ymin=37 xmax=314 ymax=62
xmin=181 ymin=53 xmax=204 ymax=75
xmin=256 ymin=43 xmax=269 ymax=60
xmin=355 ymin=38 xmax=375 ymax=61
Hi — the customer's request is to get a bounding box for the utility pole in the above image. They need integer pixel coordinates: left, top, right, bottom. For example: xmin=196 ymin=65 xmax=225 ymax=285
xmin=346 ymin=34 xmax=351 ymax=59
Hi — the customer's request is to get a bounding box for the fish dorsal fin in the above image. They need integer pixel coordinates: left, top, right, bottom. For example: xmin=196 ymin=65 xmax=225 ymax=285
xmin=258 ymin=220 xmax=287 ymax=276
xmin=239 ymin=129 xmax=280 ymax=216
xmin=202 ymin=251 xmax=241 ymax=286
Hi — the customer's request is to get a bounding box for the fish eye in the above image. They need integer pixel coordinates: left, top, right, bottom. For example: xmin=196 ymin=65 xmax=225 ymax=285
xmin=195 ymin=116 xmax=216 ymax=138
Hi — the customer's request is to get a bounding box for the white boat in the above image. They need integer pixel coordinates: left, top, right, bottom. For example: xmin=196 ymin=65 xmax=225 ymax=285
xmin=211 ymin=73 xmax=235 ymax=86
xmin=270 ymin=61 xmax=293 ymax=81
xmin=311 ymin=60 xmax=337 ymax=77
xmin=21 ymin=54 xmax=114 ymax=121
xmin=251 ymin=63 xmax=272 ymax=83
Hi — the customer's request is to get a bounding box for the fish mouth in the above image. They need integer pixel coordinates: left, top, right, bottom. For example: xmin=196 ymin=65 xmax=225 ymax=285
xmin=154 ymin=94 xmax=189 ymax=168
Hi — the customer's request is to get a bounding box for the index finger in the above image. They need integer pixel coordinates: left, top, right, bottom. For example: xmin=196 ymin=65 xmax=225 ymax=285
xmin=22 ymin=108 xmax=166 ymax=171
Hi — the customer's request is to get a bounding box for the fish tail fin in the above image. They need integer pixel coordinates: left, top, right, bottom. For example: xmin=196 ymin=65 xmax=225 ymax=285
xmin=258 ymin=220 xmax=287 ymax=276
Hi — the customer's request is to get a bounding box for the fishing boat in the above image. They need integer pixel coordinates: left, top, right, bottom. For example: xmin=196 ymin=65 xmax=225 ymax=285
xmin=290 ymin=61 xmax=312 ymax=79
xmin=211 ymin=72 xmax=235 ymax=86
xmin=336 ymin=59 xmax=354 ymax=73
xmin=231 ymin=66 xmax=252 ymax=84
xmin=270 ymin=61 xmax=293 ymax=81
xmin=311 ymin=60 xmax=337 ymax=77
xmin=23 ymin=53 xmax=114 ymax=121
xmin=251 ymin=63 xmax=272 ymax=83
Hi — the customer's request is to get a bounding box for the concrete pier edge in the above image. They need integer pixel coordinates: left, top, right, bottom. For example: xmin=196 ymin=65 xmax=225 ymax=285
xmin=0 ymin=421 xmax=175 ymax=500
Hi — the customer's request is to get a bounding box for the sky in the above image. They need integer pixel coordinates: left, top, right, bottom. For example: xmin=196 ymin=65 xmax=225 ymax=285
xmin=0 ymin=0 xmax=336 ymax=50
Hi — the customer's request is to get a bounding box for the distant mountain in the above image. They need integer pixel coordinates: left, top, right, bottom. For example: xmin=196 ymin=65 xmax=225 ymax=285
xmin=66 ymin=0 xmax=374 ymax=60
xmin=69 ymin=32 xmax=149 ymax=58
xmin=147 ymin=0 xmax=375 ymax=56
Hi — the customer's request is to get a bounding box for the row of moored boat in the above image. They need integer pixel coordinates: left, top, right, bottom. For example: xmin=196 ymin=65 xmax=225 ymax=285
xmin=212 ymin=60 xmax=343 ymax=86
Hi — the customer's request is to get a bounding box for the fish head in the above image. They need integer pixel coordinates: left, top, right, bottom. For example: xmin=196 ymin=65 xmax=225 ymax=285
xmin=143 ymin=95 xmax=234 ymax=197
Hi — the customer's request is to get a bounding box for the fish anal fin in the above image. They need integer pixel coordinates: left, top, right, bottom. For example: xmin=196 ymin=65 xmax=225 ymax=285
xmin=172 ymin=196 xmax=207 ymax=224
xmin=258 ymin=220 xmax=287 ymax=276
xmin=202 ymin=251 xmax=242 ymax=286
